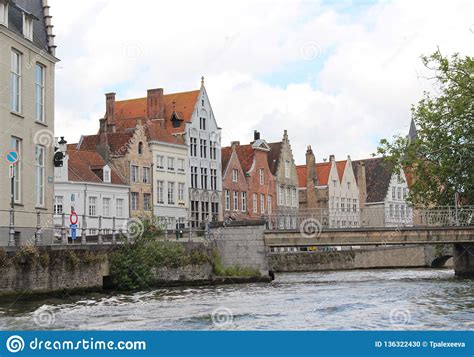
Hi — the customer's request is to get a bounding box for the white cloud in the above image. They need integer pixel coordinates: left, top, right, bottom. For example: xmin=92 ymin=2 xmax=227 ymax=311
xmin=50 ymin=0 xmax=474 ymax=163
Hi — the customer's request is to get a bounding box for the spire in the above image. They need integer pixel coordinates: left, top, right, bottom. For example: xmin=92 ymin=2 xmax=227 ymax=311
xmin=201 ymin=76 xmax=205 ymax=87
xmin=408 ymin=118 xmax=417 ymax=141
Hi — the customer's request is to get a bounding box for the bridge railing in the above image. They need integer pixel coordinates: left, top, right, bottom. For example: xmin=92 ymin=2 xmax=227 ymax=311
xmin=264 ymin=206 xmax=473 ymax=230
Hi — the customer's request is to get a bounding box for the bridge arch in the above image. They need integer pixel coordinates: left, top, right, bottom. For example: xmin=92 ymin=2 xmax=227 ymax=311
xmin=431 ymin=255 xmax=453 ymax=268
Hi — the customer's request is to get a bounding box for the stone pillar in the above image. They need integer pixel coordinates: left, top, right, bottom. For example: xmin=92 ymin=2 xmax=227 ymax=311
xmin=454 ymin=243 xmax=474 ymax=278
xmin=305 ymin=146 xmax=317 ymax=210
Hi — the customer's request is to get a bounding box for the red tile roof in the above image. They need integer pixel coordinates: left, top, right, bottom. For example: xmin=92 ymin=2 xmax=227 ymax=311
xmin=296 ymin=162 xmax=332 ymax=188
xmin=221 ymin=146 xmax=233 ymax=173
xmin=113 ymin=90 xmax=200 ymax=133
xmin=78 ymin=131 xmax=134 ymax=156
xmin=222 ymin=144 xmax=256 ymax=173
xmin=336 ymin=160 xmax=346 ymax=181
xmin=66 ymin=145 xmax=125 ymax=185
xmin=147 ymin=121 xmax=185 ymax=145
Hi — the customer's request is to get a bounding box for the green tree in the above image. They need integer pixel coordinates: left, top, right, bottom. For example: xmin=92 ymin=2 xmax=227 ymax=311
xmin=377 ymin=50 xmax=474 ymax=206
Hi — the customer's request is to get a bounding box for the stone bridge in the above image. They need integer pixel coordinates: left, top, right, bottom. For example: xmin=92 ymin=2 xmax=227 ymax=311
xmin=209 ymin=222 xmax=474 ymax=278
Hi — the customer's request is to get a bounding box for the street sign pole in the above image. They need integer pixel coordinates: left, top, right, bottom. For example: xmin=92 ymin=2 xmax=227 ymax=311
xmin=6 ymin=151 xmax=19 ymax=246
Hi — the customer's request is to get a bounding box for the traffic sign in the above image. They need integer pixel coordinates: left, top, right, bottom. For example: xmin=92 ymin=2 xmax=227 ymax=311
xmin=70 ymin=224 xmax=78 ymax=240
xmin=6 ymin=151 xmax=19 ymax=164
xmin=70 ymin=211 xmax=78 ymax=225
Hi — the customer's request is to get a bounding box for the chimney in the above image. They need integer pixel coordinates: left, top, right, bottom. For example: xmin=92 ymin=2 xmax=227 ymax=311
xmin=231 ymin=141 xmax=240 ymax=147
xmin=254 ymin=130 xmax=260 ymax=141
xmin=329 ymin=154 xmax=335 ymax=162
xmin=147 ymin=88 xmax=164 ymax=119
xmin=283 ymin=129 xmax=288 ymax=142
xmin=357 ymin=161 xmax=367 ymax=209
xmin=105 ymin=93 xmax=116 ymax=133
xmin=306 ymin=146 xmax=317 ymax=208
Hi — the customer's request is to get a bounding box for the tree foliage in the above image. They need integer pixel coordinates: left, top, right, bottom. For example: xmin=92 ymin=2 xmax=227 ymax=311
xmin=377 ymin=50 xmax=474 ymax=206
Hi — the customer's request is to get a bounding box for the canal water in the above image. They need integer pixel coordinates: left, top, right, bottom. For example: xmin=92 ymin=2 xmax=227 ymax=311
xmin=1 ymin=269 xmax=473 ymax=330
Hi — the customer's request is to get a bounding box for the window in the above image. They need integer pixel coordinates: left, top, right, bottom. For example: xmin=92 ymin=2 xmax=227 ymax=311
xmin=210 ymin=141 xmax=217 ymax=160
xmin=200 ymin=168 xmax=208 ymax=189
xmin=335 ymin=197 xmax=339 ymax=211
xmin=403 ymin=187 xmax=407 ymax=199
xmin=332 ymin=179 xmax=337 ymax=187
xmin=200 ymin=139 xmax=207 ymax=158
xmin=103 ymin=198 xmax=111 ymax=216
xmin=353 ymin=199 xmax=357 ymax=212
xmin=143 ymin=167 xmax=150 ymax=183
xmin=89 ymin=197 xmax=97 ymax=216
xmin=233 ymin=191 xmax=238 ymax=211
xmin=11 ymin=137 xmax=21 ymax=203
xmin=285 ymin=160 xmax=290 ymax=178
xmin=279 ymin=185 xmax=284 ymax=206
xmin=232 ymin=169 xmax=238 ymax=182
xmin=0 ymin=2 xmax=8 ymax=26
xmin=191 ymin=201 xmax=199 ymax=227
xmin=259 ymin=169 xmax=264 ymax=185
xmin=167 ymin=157 xmax=175 ymax=171
xmin=395 ymin=204 xmax=400 ymax=218
xmin=131 ymin=192 xmax=139 ymax=210
xmin=116 ymin=199 xmax=124 ymax=217
xmin=131 ymin=165 xmax=139 ymax=182
xmin=35 ymin=145 xmax=45 ymax=206
xmin=347 ymin=182 xmax=351 ymax=189
xmin=190 ymin=137 xmax=197 ymax=157
xmin=292 ymin=188 xmax=297 ymax=207
xmin=103 ymin=167 xmax=110 ymax=183
xmin=211 ymin=202 xmax=219 ymax=221
xmin=191 ymin=166 xmax=198 ymax=188
xmin=177 ymin=158 xmax=185 ymax=172
xmin=400 ymin=205 xmax=405 ymax=219
xmin=156 ymin=181 xmax=164 ymax=204
xmin=210 ymin=169 xmax=217 ymax=190
xmin=260 ymin=194 xmax=265 ymax=213
xmin=201 ymin=201 xmax=209 ymax=222
xmin=392 ymin=187 xmax=396 ymax=199
xmin=267 ymin=195 xmax=272 ymax=214
xmin=23 ymin=14 xmax=33 ymax=40
xmin=253 ymin=193 xmax=258 ymax=213
xmin=225 ymin=190 xmax=230 ymax=211
xmin=285 ymin=187 xmax=290 ymax=206
xmin=341 ymin=198 xmax=345 ymax=212
xmin=397 ymin=187 xmax=402 ymax=200
xmin=11 ymin=50 xmax=21 ymax=113
xmin=156 ymin=155 xmax=164 ymax=169
xmin=389 ymin=204 xmax=394 ymax=218
xmin=178 ymin=182 xmax=185 ymax=201
xmin=54 ymin=196 xmax=63 ymax=215
xmin=138 ymin=142 xmax=143 ymax=154
xmin=200 ymin=117 xmax=206 ymax=130
xmin=168 ymin=182 xmax=175 ymax=204
xmin=35 ymin=64 xmax=45 ymax=122
xmin=143 ymin=193 xmax=151 ymax=210
xmin=202 ymin=99 xmax=205 ymax=107
xmin=241 ymin=192 xmax=247 ymax=212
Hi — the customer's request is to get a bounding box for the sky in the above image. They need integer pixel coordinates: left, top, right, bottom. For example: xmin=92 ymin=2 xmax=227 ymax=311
xmin=50 ymin=0 xmax=473 ymax=164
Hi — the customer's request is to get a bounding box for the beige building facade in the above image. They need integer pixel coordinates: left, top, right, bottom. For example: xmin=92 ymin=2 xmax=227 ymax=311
xmin=0 ymin=0 xmax=59 ymax=245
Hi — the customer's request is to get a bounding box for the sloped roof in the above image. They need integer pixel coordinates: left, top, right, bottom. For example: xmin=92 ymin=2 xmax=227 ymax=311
xmin=336 ymin=161 xmax=346 ymax=181
xmin=233 ymin=145 xmax=255 ymax=173
xmin=267 ymin=142 xmax=282 ymax=175
xmin=296 ymin=162 xmax=332 ymax=188
xmin=147 ymin=121 xmax=185 ymax=145
xmin=221 ymin=146 xmax=233 ymax=174
xmin=113 ymin=90 xmax=200 ymax=133
xmin=67 ymin=145 xmax=125 ymax=185
xmin=8 ymin=0 xmax=50 ymax=53
xmin=78 ymin=131 xmax=134 ymax=156
xmin=352 ymin=157 xmax=393 ymax=203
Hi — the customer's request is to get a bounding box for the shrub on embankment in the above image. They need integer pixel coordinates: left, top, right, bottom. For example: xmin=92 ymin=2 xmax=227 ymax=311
xmin=109 ymin=236 xmax=209 ymax=290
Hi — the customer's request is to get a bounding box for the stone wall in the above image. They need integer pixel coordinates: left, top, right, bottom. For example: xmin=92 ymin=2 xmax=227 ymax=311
xmin=269 ymin=246 xmax=428 ymax=272
xmin=210 ymin=220 xmax=269 ymax=276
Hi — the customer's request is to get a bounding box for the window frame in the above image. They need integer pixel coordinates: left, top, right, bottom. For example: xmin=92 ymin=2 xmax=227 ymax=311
xmin=35 ymin=63 xmax=45 ymax=122
xmin=11 ymin=49 xmax=22 ymax=113
xmin=35 ymin=145 xmax=45 ymax=207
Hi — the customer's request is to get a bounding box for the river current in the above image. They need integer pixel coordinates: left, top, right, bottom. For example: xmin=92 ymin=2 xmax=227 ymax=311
xmin=1 ymin=269 xmax=472 ymax=330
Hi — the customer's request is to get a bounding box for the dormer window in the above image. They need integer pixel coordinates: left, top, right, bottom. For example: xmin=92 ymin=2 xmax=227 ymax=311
xmin=23 ymin=13 xmax=33 ymax=41
xmin=103 ymin=166 xmax=111 ymax=183
xmin=0 ymin=1 xmax=8 ymax=26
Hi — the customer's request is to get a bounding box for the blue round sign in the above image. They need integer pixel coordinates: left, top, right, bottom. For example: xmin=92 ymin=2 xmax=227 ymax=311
xmin=6 ymin=151 xmax=19 ymax=164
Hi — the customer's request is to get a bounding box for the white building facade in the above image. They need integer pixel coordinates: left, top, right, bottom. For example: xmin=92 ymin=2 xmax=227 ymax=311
xmin=150 ymin=138 xmax=189 ymax=229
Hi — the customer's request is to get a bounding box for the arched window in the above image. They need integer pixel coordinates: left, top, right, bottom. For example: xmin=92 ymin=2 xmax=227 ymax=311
xmin=138 ymin=142 xmax=143 ymax=155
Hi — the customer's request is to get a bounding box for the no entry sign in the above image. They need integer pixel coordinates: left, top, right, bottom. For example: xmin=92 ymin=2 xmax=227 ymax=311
xmin=6 ymin=151 xmax=19 ymax=165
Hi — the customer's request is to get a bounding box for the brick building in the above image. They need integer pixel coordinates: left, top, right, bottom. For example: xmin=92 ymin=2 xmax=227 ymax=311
xmin=221 ymin=131 xmax=277 ymax=221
